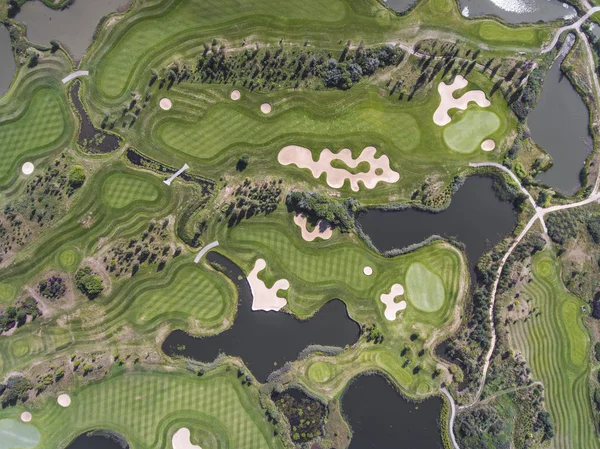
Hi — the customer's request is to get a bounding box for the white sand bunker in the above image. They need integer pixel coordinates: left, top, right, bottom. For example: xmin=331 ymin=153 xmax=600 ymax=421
xmin=159 ymin=98 xmax=173 ymax=110
xmin=433 ymin=75 xmax=490 ymax=126
xmin=248 ymin=259 xmax=289 ymax=311
xmin=22 ymin=162 xmax=34 ymax=175
xmin=172 ymin=428 xmax=201 ymax=449
xmin=380 ymin=284 xmax=407 ymax=321
xmin=230 ymin=90 xmax=241 ymax=101
xmin=261 ymin=103 xmax=272 ymax=114
xmin=278 ymin=145 xmax=399 ymax=192
xmin=20 ymin=412 xmax=32 ymax=423
xmin=481 ymin=139 xmax=496 ymax=151
xmin=293 ymin=213 xmax=332 ymax=242
xmin=363 ymin=266 xmax=373 ymax=276
xmin=57 ymin=394 xmax=71 ymax=407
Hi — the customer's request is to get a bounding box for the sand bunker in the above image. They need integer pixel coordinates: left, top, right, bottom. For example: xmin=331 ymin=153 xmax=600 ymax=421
xmin=230 ymin=90 xmax=241 ymax=100
xmin=363 ymin=266 xmax=373 ymax=276
xmin=172 ymin=428 xmax=201 ymax=449
xmin=380 ymin=284 xmax=407 ymax=321
xmin=21 ymin=162 xmax=34 ymax=175
xmin=433 ymin=75 xmax=490 ymax=126
xmin=57 ymin=394 xmax=71 ymax=407
xmin=248 ymin=259 xmax=289 ymax=311
xmin=481 ymin=139 xmax=496 ymax=151
xmin=278 ymin=145 xmax=399 ymax=192
xmin=20 ymin=412 xmax=32 ymax=423
xmin=261 ymin=103 xmax=272 ymax=114
xmin=160 ymin=98 xmax=173 ymax=110
xmin=293 ymin=213 xmax=332 ymax=242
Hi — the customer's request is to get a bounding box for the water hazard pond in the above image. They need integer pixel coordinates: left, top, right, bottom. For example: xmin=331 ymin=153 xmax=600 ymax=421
xmin=0 ymin=24 xmax=16 ymax=96
xmin=342 ymin=374 xmax=444 ymax=449
xmin=459 ymin=0 xmax=575 ymax=23
xmin=358 ymin=176 xmax=516 ymax=269
xmin=163 ymin=253 xmax=360 ymax=382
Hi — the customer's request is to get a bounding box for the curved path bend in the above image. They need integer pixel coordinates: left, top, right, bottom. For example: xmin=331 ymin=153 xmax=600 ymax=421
xmin=463 ymin=162 xmax=600 ymax=408
xmin=542 ymin=7 xmax=600 ymax=53
xmin=440 ymin=388 xmax=460 ymax=449
xmin=194 ymin=241 xmax=219 ymax=263
xmin=61 ymin=70 xmax=89 ymax=84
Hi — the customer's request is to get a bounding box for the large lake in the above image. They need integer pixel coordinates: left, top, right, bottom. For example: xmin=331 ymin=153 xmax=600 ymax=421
xmin=358 ymin=176 xmax=516 ymax=269
xmin=459 ymin=0 xmax=575 ymax=23
xmin=342 ymin=374 xmax=444 ymax=449
xmin=162 ymin=253 xmax=360 ymax=382
xmin=17 ymin=0 xmax=130 ymax=60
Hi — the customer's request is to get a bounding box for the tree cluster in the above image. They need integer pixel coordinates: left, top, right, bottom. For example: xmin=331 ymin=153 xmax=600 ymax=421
xmin=222 ymin=179 xmax=282 ymax=227
xmin=286 ymin=190 xmax=360 ymax=233
xmin=272 ymin=389 xmax=326 ymax=443
xmin=39 ymin=275 xmax=66 ymax=300
xmin=0 ymin=297 xmax=40 ymax=334
xmin=75 ymin=267 xmax=104 ymax=299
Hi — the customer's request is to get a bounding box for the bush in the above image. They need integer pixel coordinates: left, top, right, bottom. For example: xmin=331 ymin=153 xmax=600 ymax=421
xmin=75 ymin=267 xmax=104 ymax=298
xmin=236 ymin=154 xmax=249 ymax=171
xmin=68 ymin=166 xmax=86 ymax=189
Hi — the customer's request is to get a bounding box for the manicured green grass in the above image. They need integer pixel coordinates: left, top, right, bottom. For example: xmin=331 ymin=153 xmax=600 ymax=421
xmin=102 ymin=173 xmax=160 ymax=208
xmin=0 ymin=419 xmax=40 ymax=449
xmin=4 ymin=368 xmax=282 ymax=449
xmin=405 ymin=262 xmax=445 ymax=312
xmin=57 ymin=247 xmax=81 ymax=272
xmin=307 ymin=361 xmax=334 ymax=383
xmin=509 ymin=251 xmax=598 ymax=449
xmin=443 ymin=109 xmax=501 ymax=153
xmin=131 ymin=264 xmax=235 ymax=328
xmin=478 ymin=22 xmax=537 ymax=43
xmin=0 ymin=88 xmax=68 ymax=182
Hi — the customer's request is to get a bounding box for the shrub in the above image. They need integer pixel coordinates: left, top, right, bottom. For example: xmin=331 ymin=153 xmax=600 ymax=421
xmin=236 ymin=154 xmax=249 ymax=171
xmin=68 ymin=166 xmax=86 ymax=189
xmin=39 ymin=276 xmax=66 ymax=299
xmin=75 ymin=267 xmax=104 ymax=298
xmin=595 ymin=342 xmax=600 ymax=361
xmin=587 ymin=215 xmax=600 ymax=244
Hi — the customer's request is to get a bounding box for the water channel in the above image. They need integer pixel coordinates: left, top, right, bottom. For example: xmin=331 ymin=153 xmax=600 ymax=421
xmin=162 ymin=253 xmax=360 ymax=382
xmin=17 ymin=0 xmax=130 ymax=61
xmin=529 ymin=36 xmax=592 ymax=195
xmin=0 ymin=24 xmax=16 ymax=96
xmin=459 ymin=0 xmax=576 ymax=23
xmin=342 ymin=374 xmax=444 ymax=449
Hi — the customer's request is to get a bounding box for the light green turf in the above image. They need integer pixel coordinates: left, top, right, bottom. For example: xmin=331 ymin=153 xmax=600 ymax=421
xmin=0 ymin=88 xmax=68 ymax=182
xmin=405 ymin=262 xmax=445 ymax=312
xmin=443 ymin=109 xmax=501 ymax=153
xmin=131 ymin=264 xmax=235 ymax=327
xmin=4 ymin=369 xmax=282 ymax=449
xmin=509 ymin=251 xmax=598 ymax=449
xmin=57 ymin=248 xmax=81 ymax=272
xmin=0 ymin=284 xmax=16 ymax=302
xmin=102 ymin=173 xmax=160 ymax=208
xmin=0 ymin=419 xmax=40 ymax=449
xmin=307 ymin=361 xmax=334 ymax=383
xmin=479 ymin=22 xmax=537 ymax=43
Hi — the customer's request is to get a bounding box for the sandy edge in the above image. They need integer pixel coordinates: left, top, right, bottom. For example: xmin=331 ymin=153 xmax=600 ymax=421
xmin=481 ymin=139 xmax=496 ymax=151
xmin=57 ymin=394 xmax=71 ymax=407
xmin=231 ymin=90 xmax=241 ymax=100
xmin=363 ymin=266 xmax=373 ymax=276
xmin=433 ymin=75 xmax=490 ymax=126
xmin=278 ymin=145 xmax=399 ymax=192
xmin=172 ymin=428 xmax=201 ymax=449
xmin=22 ymin=162 xmax=34 ymax=175
xmin=380 ymin=284 xmax=406 ymax=321
xmin=20 ymin=412 xmax=32 ymax=422
xmin=159 ymin=98 xmax=172 ymax=110
xmin=260 ymin=103 xmax=271 ymax=114
xmin=247 ymin=259 xmax=289 ymax=311
xmin=293 ymin=214 xmax=332 ymax=241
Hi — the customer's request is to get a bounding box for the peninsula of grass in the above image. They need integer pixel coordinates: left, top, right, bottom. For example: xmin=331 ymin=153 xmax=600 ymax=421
xmin=509 ymin=251 xmax=598 ymax=449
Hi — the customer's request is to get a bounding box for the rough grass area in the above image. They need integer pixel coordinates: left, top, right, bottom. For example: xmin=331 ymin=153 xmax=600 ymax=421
xmin=405 ymin=262 xmax=445 ymax=312
xmin=443 ymin=109 xmax=501 ymax=153
xmin=509 ymin=251 xmax=598 ymax=449
xmin=1 ymin=368 xmax=281 ymax=449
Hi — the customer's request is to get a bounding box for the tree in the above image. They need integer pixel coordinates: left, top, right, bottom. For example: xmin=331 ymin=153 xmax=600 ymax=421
xmin=75 ymin=267 xmax=104 ymax=298
xmin=68 ymin=166 xmax=86 ymax=188
xmin=236 ymin=154 xmax=249 ymax=171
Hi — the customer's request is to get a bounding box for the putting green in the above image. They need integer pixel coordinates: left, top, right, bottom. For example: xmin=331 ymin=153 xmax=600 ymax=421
xmin=58 ymin=248 xmax=81 ymax=272
xmin=405 ymin=263 xmax=445 ymax=312
xmin=0 ymin=419 xmax=40 ymax=449
xmin=443 ymin=109 xmax=500 ymax=153
xmin=102 ymin=173 xmax=159 ymax=209
xmin=307 ymin=361 xmax=333 ymax=383
xmin=0 ymin=283 xmax=16 ymax=303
